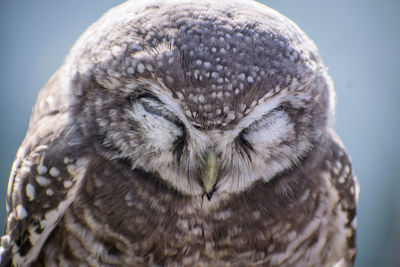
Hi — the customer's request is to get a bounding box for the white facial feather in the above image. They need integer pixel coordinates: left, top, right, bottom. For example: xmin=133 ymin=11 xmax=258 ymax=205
xmin=126 ymin=104 xmax=182 ymax=148
xmin=116 ymin=80 xmax=314 ymax=196
xmin=243 ymin=110 xmax=294 ymax=146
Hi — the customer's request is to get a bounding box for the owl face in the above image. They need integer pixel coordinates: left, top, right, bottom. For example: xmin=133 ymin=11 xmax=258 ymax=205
xmin=70 ymin=0 xmax=334 ymax=197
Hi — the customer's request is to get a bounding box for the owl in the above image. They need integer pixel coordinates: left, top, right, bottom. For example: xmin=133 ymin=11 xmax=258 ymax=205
xmin=0 ymin=0 xmax=359 ymax=266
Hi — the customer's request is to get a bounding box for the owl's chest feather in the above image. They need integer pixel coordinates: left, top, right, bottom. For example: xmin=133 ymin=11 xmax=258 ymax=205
xmin=38 ymin=164 xmax=348 ymax=266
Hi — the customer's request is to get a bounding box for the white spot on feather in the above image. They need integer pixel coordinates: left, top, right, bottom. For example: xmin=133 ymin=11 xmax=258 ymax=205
xmin=126 ymin=66 xmax=135 ymax=75
xmin=211 ymin=72 xmax=218 ymax=78
xmin=247 ymin=76 xmax=254 ymax=83
xmin=137 ymin=63 xmax=145 ymax=74
xmin=37 ymin=165 xmax=48 ymax=175
xmin=64 ymin=181 xmax=73 ymax=188
xmin=36 ymin=176 xmax=50 ymax=186
xmin=66 ymin=164 xmax=78 ymax=174
xmin=237 ymin=73 xmax=245 ymax=81
xmin=16 ymin=205 xmax=28 ymax=219
xmin=25 ymin=183 xmax=35 ymax=201
xmin=46 ymin=188 xmax=54 ymax=196
xmin=198 ymin=95 xmax=205 ymax=103
xmin=344 ymin=165 xmax=350 ymax=175
xmin=49 ymin=167 xmax=60 ymax=177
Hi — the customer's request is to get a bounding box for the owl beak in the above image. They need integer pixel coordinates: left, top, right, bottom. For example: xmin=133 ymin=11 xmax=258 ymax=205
xmin=201 ymin=150 xmax=219 ymax=200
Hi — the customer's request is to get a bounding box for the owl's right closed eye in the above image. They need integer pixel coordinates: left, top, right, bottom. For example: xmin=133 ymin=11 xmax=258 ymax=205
xmin=1 ymin=0 xmax=358 ymax=266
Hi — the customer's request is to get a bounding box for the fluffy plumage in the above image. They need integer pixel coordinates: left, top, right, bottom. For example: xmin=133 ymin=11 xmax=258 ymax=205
xmin=0 ymin=0 xmax=358 ymax=266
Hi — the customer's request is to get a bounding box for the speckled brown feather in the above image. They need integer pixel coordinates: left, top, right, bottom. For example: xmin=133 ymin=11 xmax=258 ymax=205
xmin=26 ymin=131 xmax=356 ymax=266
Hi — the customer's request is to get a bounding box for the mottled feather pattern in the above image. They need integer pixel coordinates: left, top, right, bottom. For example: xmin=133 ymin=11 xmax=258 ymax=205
xmin=0 ymin=116 xmax=87 ymax=266
xmin=8 ymin=133 xmax=354 ymax=266
xmin=326 ymin=131 xmax=359 ymax=264
xmin=1 ymin=0 xmax=358 ymax=266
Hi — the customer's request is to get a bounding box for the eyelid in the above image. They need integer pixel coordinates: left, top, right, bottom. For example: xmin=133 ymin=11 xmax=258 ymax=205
xmin=127 ymin=91 xmax=161 ymax=104
xmin=129 ymin=93 xmax=185 ymax=130
xmin=244 ymin=105 xmax=284 ymax=132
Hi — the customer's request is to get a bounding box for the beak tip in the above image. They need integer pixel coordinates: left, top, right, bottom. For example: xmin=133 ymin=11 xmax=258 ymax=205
xmin=205 ymin=187 xmax=216 ymax=201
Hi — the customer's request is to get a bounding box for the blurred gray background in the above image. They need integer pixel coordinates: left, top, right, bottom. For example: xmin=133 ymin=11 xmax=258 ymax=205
xmin=0 ymin=1 xmax=399 ymax=266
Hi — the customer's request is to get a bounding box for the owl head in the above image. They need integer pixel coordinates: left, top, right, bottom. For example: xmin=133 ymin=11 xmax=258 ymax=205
xmin=62 ymin=0 xmax=334 ymax=198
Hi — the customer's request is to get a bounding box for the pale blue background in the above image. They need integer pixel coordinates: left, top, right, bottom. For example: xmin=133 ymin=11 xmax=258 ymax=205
xmin=0 ymin=1 xmax=399 ymax=266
